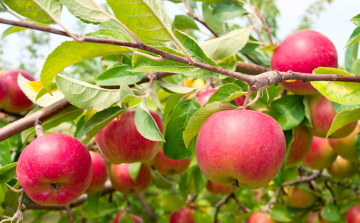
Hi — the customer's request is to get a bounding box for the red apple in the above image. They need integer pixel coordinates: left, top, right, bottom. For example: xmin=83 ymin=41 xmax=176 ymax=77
xmin=16 ymin=133 xmax=92 ymax=206
xmin=328 ymin=125 xmax=360 ymax=163
xmin=286 ymin=124 xmax=313 ymax=166
xmin=326 ymin=156 xmax=359 ymax=178
xmin=113 ymin=212 xmax=144 ymax=223
xmin=306 ymin=210 xmax=331 ymax=223
xmin=307 ymin=94 xmax=357 ymax=138
xmin=284 ymin=185 xmax=316 ymax=209
xmin=0 ymin=77 xmax=7 ymax=109
xmin=271 ymin=30 xmax=338 ymax=95
xmin=206 ymin=180 xmax=234 ymax=195
xmin=170 ymin=208 xmax=195 ymax=223
xmin=87 ymin=151 xmax=108 ymax=194
xmin=95 ymin=109 xmax=163 ymax=164
xmin=346 ymin=204 xmax=360 ymax=223
xmin=196 ymin=110 xmax=286 ymax=189
xmin=152 ymin=149 xmax=191 ymax=175
xmin=303 ymin=136 xmax=337 ymax=170
xmin=247 ymin=212 xmax=275 ymax=223
xmin=1 ymin=69 xmax=35 ymax=113
xmin=196 ymin=89 xmax=246 ymax=107
xmin=110 ymin=163 xmax=151 ymax=195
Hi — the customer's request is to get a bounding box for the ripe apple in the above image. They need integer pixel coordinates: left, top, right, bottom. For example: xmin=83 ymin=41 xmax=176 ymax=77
xmin=346 ymin=204 xmax=360 ymax=223
xmin=326 ymin=156 xmax=359 ymax=178
xmin=247 ymin=212 xmax=275 ymax=223
xmin=170 ymin=208 xmax=195 ymax=223
xmin=303 ymin=136 xmax=337 ymax=170
xmin=16 ymin=133 xmax=92 ymax=206
xmin=271 ymin=30 xmax=338 ymax=95
xmin=110 ymin=163 xmax=151 ymax=195
xmin=284 ymin=185 xmax=316 ymax=209
xmin=1 ymin=69 xmax=35 ymax=113
xmin=206 ymin=180 xmax=233 ymax=195
xmin=95 ymin=109 xmax=163 ymax=164
xmin=307 ymin=94 xmax=357 ymax=138
xmin=0 ymin=78 xmax=7 ymax=109
xmin=196 ymin=89 xmax=246 ymax=107
xmin=328 ymin=125 xmax=360 ymax=163
xmin=306 ymin=210 xmax=331 ymax=223
xmin=286 ymin=124 xmax=313 ymax=166
xmin=152 ymin=149 xmax=191 ymax=175
xmin=87 ymin=151 xmax=108 ymax=194
xmin=196 ymin=110 xmax=286 ymax=189
xmin=113 ymin=212 xmax=144 ymax=223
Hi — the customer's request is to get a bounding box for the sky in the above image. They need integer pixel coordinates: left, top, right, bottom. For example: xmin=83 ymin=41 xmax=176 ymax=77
xmin=0 ymin=0 xmax=358 ymax=78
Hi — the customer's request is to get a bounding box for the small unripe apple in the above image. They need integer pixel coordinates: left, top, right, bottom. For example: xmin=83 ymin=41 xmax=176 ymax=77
xmin=326 ymin=156 xmax=359 ymax=178
xmin=196 ymin=110 xmax=286 ymax=189
xmin=206 ymin=180 xmax=233 ymax=195
xmin=184 ymin=78 xmax=205 ymax=87
xmin=307 ymin=94 xmax=357 ymax=138
xmin=306 ymin=210 xmax=331 ymax=223
xmin=286 ymin=124 xmax=313 ymax=166
xmin=328 ymin=125 xmax=360 ymax=163
xmin=0 ymin=78 xmax=7 ymax=109
xmin=152 ymin=149 xmax=191 ymax=175
xmin=284 ymin=185 xmax=316 ymax=209
xmin=247 ymin=212 xmax=275 ymax=223
xmin=303 ymin=136 xmax=337 ymax=170
xmin=110 ymin=163 xmax=151 ymax=195
xmin=346 ymin=204 xmax=360 ymax=223
xmin=95 ymin=109 xmax=163 ymax=164
xmin=87 ymin=151 xmax=108 ymax=194
xmin=1 ymin=69 xmax=35 ymax=113
xmin=16 ymin=133 xmax=93 ymax=206
xmin=113 ymin=212 xmax=144 ymax=223
xmin=170 ymin=208 xmax=195 ymax=223
xmin=196 ymin=89 xmax=246 ymax=107
xmin=271 ymin=30 xmax=338 ymax=95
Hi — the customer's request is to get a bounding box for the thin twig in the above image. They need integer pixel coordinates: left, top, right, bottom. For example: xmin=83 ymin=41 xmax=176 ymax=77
xmin=135 ymin=194 xmax=159 ymax=221
xmin=189 ymin=14 xmax=219 ymax=38
xmin=65 ymin=205 xmax=74 ymax=223
xmin=214 ymin=193 xmax=235 ymax=223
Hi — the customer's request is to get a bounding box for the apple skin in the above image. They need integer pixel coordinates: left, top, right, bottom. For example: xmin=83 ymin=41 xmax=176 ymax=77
xmin=284 ymin=185 xmax=316 ymax=209
xmin=271 ymin=30 xmax=338 ymax=95
xmin=196 ymin=110 xmax=286 ymax=189
xmin=95 ymin=109 xmax=163 ymax=164
xmin=16 ymin=133 xmax=92 ymax=206
xmin=196 ymin=89 xmax=247 ymax=107
xmin=1 ymin=69 xmax=35 ymax=113
xmin=328 ymin=125 xmax=360 ymax=163
xmin=307 ymin=94 xmax=357 ymax=138
xmin=346 ymin=204 xmax=360 ymax=223
xmin=113 ymin=212 xmax=144 ymax=223
xmin=247 ymin=212 xmax=275 ymax=223
xmin=170 ymin=208 xmax=195 ymax=223
xmin=306 ymin=210 xmax=331 ymax=223
xmin=0 ymin=78 xmax=7 ymax=109
xmin=152 ymin=149 xmax=191 ymax=175
xmin=206 ymin=180 xmax=234 ymax=195
xmin=326 ymin=156 xmax=359 ymax=179
xmin=110 ymin=163 xmax=151 ymax=195
xmin=286 ymin=124 xmax=313 ymax=166
xmin=303 ymin=136 xmax=337 ymax=170
xmin=87 ymin=151 xmax=108 ymax=194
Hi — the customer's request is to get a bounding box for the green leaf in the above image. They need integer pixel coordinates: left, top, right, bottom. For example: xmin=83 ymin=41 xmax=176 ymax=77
xmin=150 ymin=169 xmax=173 ymax=189
xmin=179 ymin=168 xmax=194 ymax=197
xmin=134 ymin=98 xmax=165 ymax=141
xmin=345 ymin=26 xmax=360 ymax=48
xmin=163 ymin=97 xmax=200 ymax=159
xmin=269 ymin=95 xmax=305 ymax=131
xmin=352 ymin=59 xmax=360 ymax=75
xmin=207 ymin=84 xmax=246 ymax=104
xmin=120 ymin=213 xmax=135 ymax=223
xmin=213 ymin=1 xmax=247 ymax=22
xmin=76 ymin=107 xmax=125 ymax=144
xmin=326 ymin=108 xmax=360 ymax=137
xmin=270 ymin=207 xmax=291 ymax=222
xmin=240 ymin=35 xmax=260 ymax=54
xmin=3 ymin=0 xmax=62 ymax=24
xmin=86 ymin=28 xmax=133 ymax=43
xmin=216 ymin=55 xmax=237 ymax=72
xmin=41 ymin=41 xmax=132 ymax=92
xmin=303 ymin=96 xmax=313 ymax=128
xmin=355 ymin=134 xmax=360 ymax=162
xmin=0 ymin=184 xmax=8 ymax=202
xmin=119 ymin=85 xmax=135 ymax=107
xmin=345 ymin=42 xmax=359 ymax=72
xmin=56 ymin=74 xmax=120 ymax=110
xmin=0 ymin=163 xmax=17 ymax=184
xmin=0 ymin=139 xmax=11 ymax=166
xmin=107 ymin=0 xmax=172 ymax=43
xmin=200 ymin=28 xmax=252 ymax=60
xmin=173 ymin=15 xmax=199 ymax=31
xmin=160 ymin=194 xmax=184 ymax=212
xmin=149 ymin=83 xmax=163 ymax=112
xmin=35 ymin=82 xmax=58 ymax=101
xmin=159 ymin=80 xmax=197 ymax=94
xmin=0 ymin=3 xmax=6 ymax=12
xmin=331 ymin=101 xmax=360 ymax=113
xmin=321 ymin=202 xmax=340 ymax=222
xmin=60 ymin=0 xmax=109 ymax=24
xmin=128 ymin=162 xmax=142 ymax=182
xmin=94 ymin=65 xmax=145 ymax=86
xmin=193 ymin=166 xmax=206 ymax=193
xmin=2 ymin=26 xmax=26 ymax=39
xmin=194 ymin=210 xmax=213 ymax=223
xmin=21 ymin=106 xmax=83 ymax=142
xmin=87 ymin=191 xmax=101 ymax=214
xmin=202 ymin=3 xmax=224 ymax=35
xmin=311 ymin=67 xmax=360 ymax=105
xmin=350 ymin=14 xmax=360 ymax=26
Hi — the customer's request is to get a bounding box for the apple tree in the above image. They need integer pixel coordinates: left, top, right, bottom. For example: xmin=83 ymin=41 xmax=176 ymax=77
xmin=0 ymin=0 xmax=360 ymax=223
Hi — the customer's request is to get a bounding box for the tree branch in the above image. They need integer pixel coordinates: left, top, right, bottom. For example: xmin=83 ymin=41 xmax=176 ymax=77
xmin=214 ymin=193 xmax=241 ymax=223
xmin=135 ymin=194 xmax=159 ymax=221
xmin=189 ymin=14 xmax=219 ymax=38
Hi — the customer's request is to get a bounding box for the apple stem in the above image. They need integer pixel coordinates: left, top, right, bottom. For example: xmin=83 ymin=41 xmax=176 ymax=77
xmin=35 ymin=121 xmax=45 ymax=137
xmin=65 ymin=205 xmax=74 ymax=223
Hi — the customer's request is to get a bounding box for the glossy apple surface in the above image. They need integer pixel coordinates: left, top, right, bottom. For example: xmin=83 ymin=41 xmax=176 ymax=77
xmin=153 ymin=149 xmax=191 ymax=175
xmin=326 ymin=156 xmax=359 ymax=178
xmin=206 ymin=180 xmax=233 ymax=195
xmin=87 ymin=151 xmax=108 ymax=194
xmin=170 ymin=208 xmax=195 ymax=223
xmin=247 ymin=212 xmax=275 ymax=223
xmin=0 ymin=78 xmax=7 ymax=109
xmin=286 ymin=124 xmax=313 ymax=166
xmin=303 ymin=136 xmax=337 ymax=170
xmin=346 ymin=204 xmax=360 ymax=223
xmin=284 ymin=185 xmax=316 ymax=209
